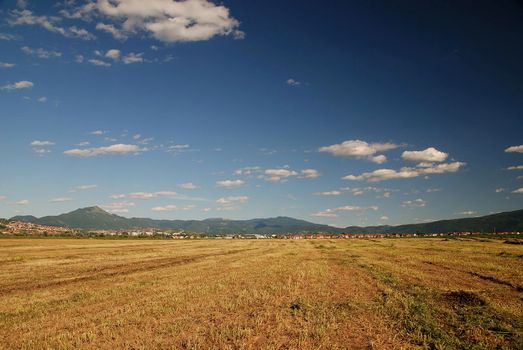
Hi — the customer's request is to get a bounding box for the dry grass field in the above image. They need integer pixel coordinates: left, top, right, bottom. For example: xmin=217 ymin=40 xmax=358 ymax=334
xmin=0 ymin=237 xmax=522 ymax=349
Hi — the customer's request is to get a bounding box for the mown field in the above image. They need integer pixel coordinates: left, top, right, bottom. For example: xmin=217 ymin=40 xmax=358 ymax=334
xmin=0 ymin=237 xmax=522 ymax=349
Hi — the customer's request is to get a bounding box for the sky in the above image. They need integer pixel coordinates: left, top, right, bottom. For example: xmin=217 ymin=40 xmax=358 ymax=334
xmin=0 ymin=0 xmax=522 ymax=227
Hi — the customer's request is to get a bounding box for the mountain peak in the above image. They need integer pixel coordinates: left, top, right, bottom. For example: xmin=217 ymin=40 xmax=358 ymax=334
xmin=77 ymin=206 xmax=109 ymax=214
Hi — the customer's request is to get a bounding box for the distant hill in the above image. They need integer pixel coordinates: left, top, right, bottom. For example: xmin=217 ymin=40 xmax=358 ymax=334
xmin=10 ymin=206 xmax=523 ymax=235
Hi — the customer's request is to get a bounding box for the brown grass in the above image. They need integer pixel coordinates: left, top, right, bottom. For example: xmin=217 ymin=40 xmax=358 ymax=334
xmin=0 ymin=237 xmax=521 ymax=349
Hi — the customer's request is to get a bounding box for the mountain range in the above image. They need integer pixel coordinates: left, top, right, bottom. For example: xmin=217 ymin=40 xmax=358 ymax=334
xmin=9 ymin=206 xmax=523 ymax=235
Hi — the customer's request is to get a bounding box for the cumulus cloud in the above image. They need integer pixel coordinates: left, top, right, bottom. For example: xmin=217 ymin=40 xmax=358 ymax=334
xmin=311 ymin=205 xmax=378 ymax=218
xmin=507 ymin=165 xmax=523 ymax=170
xmin=286 ymin=78 xmax=300 ymax=86
xmin=100 ymin=201 xmax=135 ymax=213
xmin=122 ymin=52 xmax=144 ymax=64
xmin=68 ymin=0 xmax=243 ymax=43
xmin=1 ymin=80 xmax=33 ymax=91
xmin=109 ymin=194 xmax=126 ymax=199
xmin=128 ymin=191 xmax=177 ymax=199
xmin=88 ymin=58 xmax=111 ymax=67
xmin=216 ymin=196 xmax=248 ymax=205
xmin=234 ymin=166 xmax=261 ymax=176
xmin=216 ymin=179 xmax=245 ymax=188
xmin=402 ymin=199 xmax=427 ymax=208
xmin=343 ymin=162 xmax=465 ymax=182
xmin=30 ymin=140 xmax=54 ymax=146
xmin=314 ymin=191 xmax=342 ymax=196
xmin=96 ymin=22 xmax=128 ymax=40
xmin=401 ymin=147 xmax=448 ymax=163
xmin=513 ymin=188 xmax=523 ymax=194
xmin=319 ymin=139 xmax=398 ymax=163
xmin=64 ymin=143 xmax=145 ymax=157
xmin=9 ymin=9 xmax=95 ymax=40
xmin=21 ymin=46 xmax=61 ymax=59
xmin=50 ymin=197 xmax=73 ymax=203
xmin=263 ymin=168 xmax=299 ymax=182
xmin=505 ymin=145 xmax=523 ymax=153
xmin=300 ymin=169 xmax=321 ymax=179
xmin=178 ymin=182 xmax=198 ymax=190
xmin=151 ymin=204 xmax=195 ymax=212
xmin=0 ymin=62 xmax=16 ymax=68
xmin=105 ymin=49 xmax=121 ymax=60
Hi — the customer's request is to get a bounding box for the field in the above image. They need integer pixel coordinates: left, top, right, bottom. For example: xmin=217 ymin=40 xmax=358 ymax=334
xmin=0 ymin=237 xmax=522 ymax=349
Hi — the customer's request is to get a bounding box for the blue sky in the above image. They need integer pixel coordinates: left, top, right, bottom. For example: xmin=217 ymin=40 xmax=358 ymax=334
xmin=0 ymin=0 xmax=522 ymax=227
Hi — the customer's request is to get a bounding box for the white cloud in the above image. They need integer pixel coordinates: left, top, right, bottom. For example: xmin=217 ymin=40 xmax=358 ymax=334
xmin=165 ymin=144 xmax=191 ymax=155
xmin=105 ymin=49 xmax=121 ymax=61
xmin=16 ymin=199 xmax=29 ymax=205
xmin=505 ymin=145 xmax=523 ymax=154
xmin=109 ymin=194 xmax=127 ymax=199
xmin=37 ymin=96 xmax=47 ymax=103
xmin=0 ymin=62 xmax=16 ymax=68
xmin=401 ymin=199 xmax=427 ymax=208
xmin=1 ymin=80 xmax=34 ymax=91
xmin=151 ymin=204 xmax=195 ymax=212
xmin=69 ymin=184 xmax=98 ymax=192
xmin=343 ymin=162 xmax=465 ymax=182
xmin=32 ymin=148 xmax=50 ymax=155
xmin=30 ymin=140 xmax=54 ymax=146
xmin=64 ymin=144 xmax=145 ymax=157
xmin=507 ymin=165 xmax=523 ymax=171
xmin=73 ymin=0 xmax=243 ymax=43
xmin=314 ymin=191 xmax=342 ymax=196
xmin=311 ymin=205 xmax=378 ymax=218
xmin=456 ymin=210 xmax=477 ymax=216
xmin=178 ymin=182 xmax=198 ymax=190
xmin=319 ymin=139 xmax=398 ymax=163
xmin=402 ymin=147 xmax=448 ymax=163
xmin=50 ymin=197 xmax=73 ymax=203
xmin=88 ymin=58 xmax=111 ymax=67
xmin=512 ymin=188 xmax=523 ymax=194
xmin=21 ymin=46 xmax=62 ymax=59
xmin=203 ymin=206 xmax=240 ymax=212
xmin=96 ymin=22 xmax=128 ymax=40
xmin=100 ymin=201 xmax=135 ymax=213
xmin=286 ymin=78 xmax=300 ymax=86
xmin=91 ymin=130 xmax=106 ymax=135
xmin=122 ymin=52 xmax=144 ymax=64
xmin=495 ymin=188 xmax=505 ymax=193
xmin=129 ymin=191 xmax=177 ymax=199
xmin=9 ymin=10 xmax=95 ymax=40
xmin=234 ymin=166 xmax=261 ymax=176
xmin=380 ymin=216 xmax=389 ymax=221
xmin=426 ymin=188 xmax=442 ymax=193
xmin=0 ymin=33 xmax=19 ymax=41
xmin=300 ymin=169 xmax=321 ymax=179
xmin=263 ymin=168 xmax=298 ymax=182
xmin=75 ymin=54 xmax=85 ymax=63
xmin=216 ymin=196 xmax=248 ymax=205
xmin=216 ymin=179 xmax=245 ymax=188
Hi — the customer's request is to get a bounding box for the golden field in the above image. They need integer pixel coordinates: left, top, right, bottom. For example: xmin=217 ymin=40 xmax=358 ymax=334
xmin=0 ymin=237 xmax=522 ymax=349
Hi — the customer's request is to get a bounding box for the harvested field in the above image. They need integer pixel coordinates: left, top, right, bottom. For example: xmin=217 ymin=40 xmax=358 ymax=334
xmin=0 ymin=237 xmax=522 ymax=349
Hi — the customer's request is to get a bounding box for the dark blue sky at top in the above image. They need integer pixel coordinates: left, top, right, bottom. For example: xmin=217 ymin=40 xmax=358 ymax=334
xmin=0 ymin=0 xmax=522 ymax=226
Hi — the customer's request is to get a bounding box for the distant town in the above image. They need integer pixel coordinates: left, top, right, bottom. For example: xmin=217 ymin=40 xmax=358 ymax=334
xmin=1 ymin=219 xmax=520 ymax=240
